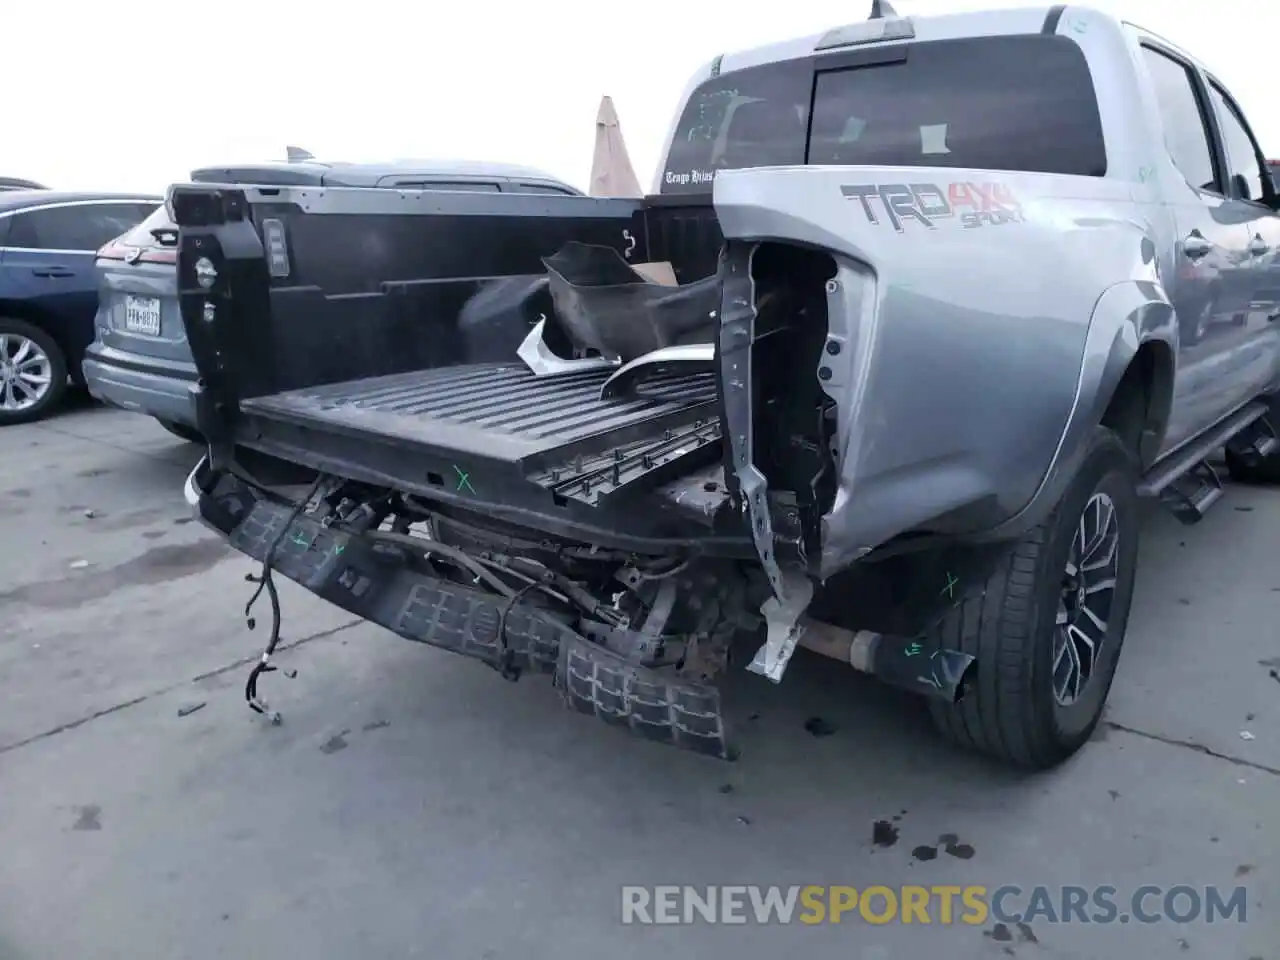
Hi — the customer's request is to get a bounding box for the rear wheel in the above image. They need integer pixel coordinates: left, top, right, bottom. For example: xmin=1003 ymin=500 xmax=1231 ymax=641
xmin=1224 ymin=446 xmax=1280 ymax=484
xmin=0 ymin=318 xmax=67 ymax=426
xmin=155 ymin=418 xmax=204 ymax=443
xmin=1224 ymin=397 xmax=1280 ymax=483
xmin=927 ymin=427 xmax=1140 ymax=768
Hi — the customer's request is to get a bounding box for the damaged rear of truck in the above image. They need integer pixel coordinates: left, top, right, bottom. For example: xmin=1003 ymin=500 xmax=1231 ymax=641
xmin=174 ymin=6 xmax=1171 ymax=768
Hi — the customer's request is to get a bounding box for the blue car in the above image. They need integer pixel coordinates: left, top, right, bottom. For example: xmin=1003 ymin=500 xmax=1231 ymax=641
xmin=84 ymin=159 xmax=582 ymax=441
xmin=0 ymin=191 xmax=159 ymax=425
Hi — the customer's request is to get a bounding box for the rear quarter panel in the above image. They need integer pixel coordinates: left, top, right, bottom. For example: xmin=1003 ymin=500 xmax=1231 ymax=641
xmin=714 ymin=165 xmax=1163 ymax=572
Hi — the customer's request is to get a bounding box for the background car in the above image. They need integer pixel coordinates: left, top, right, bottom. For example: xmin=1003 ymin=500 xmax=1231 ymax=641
xmin=85 ymin=158 xmax=583 ymax=442
xmin=0 ymin=177 xmax=49 ymax=192
xmin=0 ymin=191 xmax=159 ymax=425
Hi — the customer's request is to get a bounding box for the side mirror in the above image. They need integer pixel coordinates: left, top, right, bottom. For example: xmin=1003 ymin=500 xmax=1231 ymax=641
xmin=1231 ymin=172 xmax=1253 ymax=202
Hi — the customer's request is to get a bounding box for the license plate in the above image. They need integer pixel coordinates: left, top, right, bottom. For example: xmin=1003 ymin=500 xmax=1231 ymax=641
xmin=123 ymin=295 xmax=162 ymax=337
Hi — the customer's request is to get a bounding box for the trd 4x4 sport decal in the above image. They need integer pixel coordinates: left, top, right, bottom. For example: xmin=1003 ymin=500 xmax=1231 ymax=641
xmin=841 ymin=182 xmax=1024 ymax=232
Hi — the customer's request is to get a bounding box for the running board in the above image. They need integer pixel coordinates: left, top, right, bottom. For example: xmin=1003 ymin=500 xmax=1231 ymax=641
xmin=1138 ymin=401 xmax=1266 ymax=524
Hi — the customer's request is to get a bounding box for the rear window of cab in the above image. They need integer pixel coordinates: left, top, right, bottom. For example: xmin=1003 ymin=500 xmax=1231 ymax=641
xmin=660 ymin=33 xmax=1107 ymax=193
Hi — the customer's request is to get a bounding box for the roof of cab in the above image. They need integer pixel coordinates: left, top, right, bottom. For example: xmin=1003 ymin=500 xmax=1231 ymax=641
xmin=0 ymin=190 xmax=160 ymax=214
xmin=715 ymin=4 xmax=1073 ymax=75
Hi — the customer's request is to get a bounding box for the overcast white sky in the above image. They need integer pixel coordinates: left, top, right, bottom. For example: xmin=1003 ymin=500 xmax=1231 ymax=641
xmin=5 ymin=0 xmax=1275 ymax=194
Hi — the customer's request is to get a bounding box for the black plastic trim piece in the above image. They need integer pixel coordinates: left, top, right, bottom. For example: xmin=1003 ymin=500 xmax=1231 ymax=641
xmin=811 ymin=43 xmax=910 ymax=73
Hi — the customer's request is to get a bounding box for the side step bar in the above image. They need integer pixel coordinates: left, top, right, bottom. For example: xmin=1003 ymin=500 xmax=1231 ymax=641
xmin=1138 ymin=401 xmax=1269 ymax=525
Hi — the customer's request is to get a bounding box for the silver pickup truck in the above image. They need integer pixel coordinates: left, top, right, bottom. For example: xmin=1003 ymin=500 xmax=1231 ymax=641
xmin=172 ymin=3 xmax=1280 ymax=769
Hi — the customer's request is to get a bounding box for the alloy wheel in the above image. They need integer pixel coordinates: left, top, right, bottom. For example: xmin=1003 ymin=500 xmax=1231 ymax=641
xmin=1052 ymin=491 xmax=1120 ymax=706
xmin=0 ymin=333 xmax=53 ymax=413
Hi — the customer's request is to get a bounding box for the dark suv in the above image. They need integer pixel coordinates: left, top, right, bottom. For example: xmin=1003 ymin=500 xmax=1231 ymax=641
xmin=84 ymin=159 xmax=582 ymax=441
xmin=0 ymin=191 xmax=159 ymax=424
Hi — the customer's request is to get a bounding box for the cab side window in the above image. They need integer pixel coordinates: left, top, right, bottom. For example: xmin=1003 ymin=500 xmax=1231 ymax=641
xmin=1141 ymin=46 xmax=1219 ymax=192
xmin=1207 ymin=82 xmax=1266 ymax=203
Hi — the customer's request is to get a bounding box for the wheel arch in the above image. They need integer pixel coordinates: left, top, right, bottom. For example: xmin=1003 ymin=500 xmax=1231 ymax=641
xmin=1098 ymin=336 xmax=1175 ymax=469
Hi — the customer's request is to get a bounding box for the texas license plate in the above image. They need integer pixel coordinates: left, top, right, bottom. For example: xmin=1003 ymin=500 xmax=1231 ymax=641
xmin=123 ymin=295 xmax=162 ymax=336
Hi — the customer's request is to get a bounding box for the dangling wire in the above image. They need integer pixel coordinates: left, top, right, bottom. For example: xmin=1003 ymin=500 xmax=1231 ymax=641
xmin=491 ymin=577 xmax=553 ymax=682
xmin=244 ymin=473 xmax=326 ymax=722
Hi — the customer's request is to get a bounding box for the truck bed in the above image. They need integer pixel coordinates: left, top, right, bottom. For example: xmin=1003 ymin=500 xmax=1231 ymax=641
xmin=239 ymin=361 xmax=726 ymax=512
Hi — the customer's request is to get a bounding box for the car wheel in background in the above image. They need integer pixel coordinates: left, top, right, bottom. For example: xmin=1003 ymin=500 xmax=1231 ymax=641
xmin=0 ymin=318 xmax=68 ymax=426
xmin=155 ymin=418 xmax=204 ymax=443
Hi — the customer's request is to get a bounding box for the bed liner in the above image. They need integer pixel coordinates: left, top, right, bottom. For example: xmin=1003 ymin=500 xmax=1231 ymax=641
xmin=239 ymin=361 xmax=725 ymax=510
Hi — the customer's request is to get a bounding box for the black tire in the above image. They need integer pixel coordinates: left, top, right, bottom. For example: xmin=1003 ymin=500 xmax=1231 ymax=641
xmin=927 ymin=426 xmax=1140 ymax=769
xmin=0 ymin=317 xmax=68 ymax=426
xmin=155 ymin=418 xmax=204 ymax=443
xmin=1224 ymin=446 xmax=1280 ymax=484
xmin=1224 ymin=401 xmax=1280 ymax=483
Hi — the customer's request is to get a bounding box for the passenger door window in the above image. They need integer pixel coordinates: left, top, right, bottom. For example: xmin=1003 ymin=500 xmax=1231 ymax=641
xmin=6 ymin=202 xmax=154 ymax=251
xmin=1206 ymin=81 xmax=1267 ymax=203
xmin=1140 ymin=46 xmax=1219 ymax=192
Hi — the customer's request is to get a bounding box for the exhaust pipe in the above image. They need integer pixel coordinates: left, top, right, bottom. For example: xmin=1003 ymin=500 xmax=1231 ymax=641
xmin=798 ymin=620 xmax=976 ymax=704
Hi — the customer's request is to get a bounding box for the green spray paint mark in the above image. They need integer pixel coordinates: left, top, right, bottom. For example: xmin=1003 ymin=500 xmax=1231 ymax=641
xmin=903 ymin=642 xmax=924 ymax=658
xmin=453 ymin=465 xmax=476 ymax=495
xmin=940 ymin=571 xmax=959 ymax=600
xmin=1138 ymin=166 xmax=1156 ymax=184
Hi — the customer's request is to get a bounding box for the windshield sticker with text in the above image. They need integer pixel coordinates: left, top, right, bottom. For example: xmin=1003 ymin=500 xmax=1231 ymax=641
xmin=665 ymin=169 xmax=718 ymax=188
xmin=841 ymin=182 xmax=1024 ymax=232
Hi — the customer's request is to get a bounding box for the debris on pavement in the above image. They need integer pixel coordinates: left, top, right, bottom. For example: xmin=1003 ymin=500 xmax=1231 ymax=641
xmin=872 ymin=820 xmax=899 ymax=847
xmin=177 ymin=702 xmax=207 ymax=718
xmin=803 ymin=716 xmax=837 ymax=738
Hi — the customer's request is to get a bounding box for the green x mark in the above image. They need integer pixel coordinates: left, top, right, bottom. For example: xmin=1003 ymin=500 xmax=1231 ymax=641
xmin=453 ymin=465 xmax=476 ymax=495
xmin=940 ymin=571 xmax=959 ymax=600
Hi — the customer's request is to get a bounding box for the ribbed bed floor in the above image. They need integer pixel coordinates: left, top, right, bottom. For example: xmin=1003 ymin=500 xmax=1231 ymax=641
xmin=240 ymin=362 xmax=719 ymax=466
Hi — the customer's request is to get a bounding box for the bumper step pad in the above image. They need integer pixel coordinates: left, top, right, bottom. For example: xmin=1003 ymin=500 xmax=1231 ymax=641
xmin=203 ymin=476 xmax=732 ymax=759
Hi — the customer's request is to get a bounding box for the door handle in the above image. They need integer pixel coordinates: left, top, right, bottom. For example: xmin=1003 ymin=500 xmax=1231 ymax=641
xmin=31 ymin=266 xmax=74 ymax=278
xmin=1182 ymin=232 xmax=1211 ymax=259
xmin=1250 ymin=234 xmax=1270 ymax=257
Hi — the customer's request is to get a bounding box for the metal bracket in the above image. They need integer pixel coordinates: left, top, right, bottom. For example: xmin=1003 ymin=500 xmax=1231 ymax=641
xmin=747 ymin=571 xmax=814 ymax=683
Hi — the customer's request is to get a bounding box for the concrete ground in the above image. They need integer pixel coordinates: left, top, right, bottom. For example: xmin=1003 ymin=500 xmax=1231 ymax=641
xmin=0 ymin=401 xmax=1275 ymax=960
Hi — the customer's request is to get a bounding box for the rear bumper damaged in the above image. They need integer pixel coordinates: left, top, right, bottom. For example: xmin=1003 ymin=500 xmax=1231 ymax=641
xmin=184 ymin=457 xmax=733 ymax=759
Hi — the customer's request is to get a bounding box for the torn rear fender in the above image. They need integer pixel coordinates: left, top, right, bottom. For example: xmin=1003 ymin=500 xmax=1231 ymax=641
xmin=711 ymin=165 xmax=1153 ymax=584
